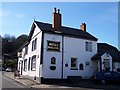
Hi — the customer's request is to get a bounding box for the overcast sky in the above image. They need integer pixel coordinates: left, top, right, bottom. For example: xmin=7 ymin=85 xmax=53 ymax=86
xmin=1 ymin=2 xmax=118 ymax=49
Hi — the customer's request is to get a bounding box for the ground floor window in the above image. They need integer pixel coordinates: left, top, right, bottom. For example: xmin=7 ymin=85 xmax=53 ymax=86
xmin=24 ymin=59 xmax=27 ymax=71
xmin=28 ymin=57 xmax=31 ymax=71
xmin=79 ymin=63 xmax=84 ymax=70
xmin=31 ymin=55 xmax=36 ymax=71
xmin=51 ymin=57 xmax=56 ymax=64
xmin=71 ymin=57 xmax=78 ymax=70
xmin=104 ymin=59 xmax=110 ymax=71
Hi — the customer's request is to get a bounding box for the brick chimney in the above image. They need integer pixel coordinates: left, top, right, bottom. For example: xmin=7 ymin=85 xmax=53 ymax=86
xmin=80 ymin=23 xmax=86 ymax=32
xmin=52 ymin=7 xmax=62 ymax=32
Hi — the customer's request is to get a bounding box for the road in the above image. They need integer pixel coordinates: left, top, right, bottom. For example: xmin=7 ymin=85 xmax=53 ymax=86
xmin=2 ymin=74 xmax=25 ymax=88
xmin=2 ymin=73 xmax=120 ymax=90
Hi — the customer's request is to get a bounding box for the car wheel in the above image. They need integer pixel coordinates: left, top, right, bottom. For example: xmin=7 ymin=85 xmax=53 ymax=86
xmin=101 ymin=80 xmax=106 ymax=84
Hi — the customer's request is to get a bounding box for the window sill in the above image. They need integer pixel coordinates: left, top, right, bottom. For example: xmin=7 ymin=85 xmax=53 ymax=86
xmin=32 ymin=49 xmax=37 ymax=52
xmin=31 ymin=69 xmax=36 ymax=71
xmin=70 ymin=68 xmax=78 ymax=70
xmin=47 ymin=49 xmax=60 ymax=52
xmin=86 ymin=51 xmax=92 ymax=52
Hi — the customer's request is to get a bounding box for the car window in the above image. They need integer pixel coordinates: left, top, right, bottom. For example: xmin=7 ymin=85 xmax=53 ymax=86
xmin=112 ymin=72 xmax=120 ymax=77
xmin=105 ymin=72 xmax=111 ymax=75
xmin=97 ymin=72 xmax=104 ymax=76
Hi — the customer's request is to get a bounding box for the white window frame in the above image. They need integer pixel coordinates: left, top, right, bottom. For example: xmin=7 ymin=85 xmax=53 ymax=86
xmin=104 ymin=59 xmax=110 ymax=68
xmin=32 ymin=38 xmax=37 ymax=51
xmin=85 ymin=41 xmax=92 ymax=52
xmin=70 ymin=57 xmax=78 ymax=70
xmin=31 ymin=55 xmax=36 ymax=71
xmin=51 ymin=57 xmax=56 ymax=64
xmin=28 ymin=57 xmax=31 ymax=71
xmin=24 ymin=59 xmax=27 ymax=71
xmin=25 ymin=46 xmax=28 ymax=55
xmin=79 ymin=63 xmax=84 ymax=70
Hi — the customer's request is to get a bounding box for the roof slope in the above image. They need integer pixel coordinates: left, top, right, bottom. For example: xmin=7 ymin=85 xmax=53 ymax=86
xmin=34 ymin=21 xmax=98 ymax=41
xmin=92 ymin=43 xmax=120 ymax=62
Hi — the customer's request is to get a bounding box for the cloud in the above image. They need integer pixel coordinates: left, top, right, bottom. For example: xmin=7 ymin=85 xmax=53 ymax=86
xmin=0 ymin=10 xmax=11 ymax=17
xmin=15 ymin=13 xmax=26 ymax=18
xmin=101 ymin=7 xmax=118 ymax=24
xmin=0 ymin=10 xmax=26 ymax=19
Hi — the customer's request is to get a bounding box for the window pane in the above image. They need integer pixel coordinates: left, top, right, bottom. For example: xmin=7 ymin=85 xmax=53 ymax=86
xmin=25 ymin=46 xmax=28 ymax=55
xmin=28 ymin=58 xmax=30 ymax=70
xmin=51 ymin=57 xmax=56 ymax=64
xmin=34 ymin=38 xmax=37 ymax=50
xmin=32 ymin=38 xmax=37 ymax=51
xmin=31 ymin=55 xmax=36 ymax=70
xmin=32 ymin=40 xmax=34 ymax=51
xmin=71 ymin=58 xmax=77 ymax=68
xmin=85 ymin=42 xmax=92 ymax=52
xmin=24 ymin=59 xmax=27 ymax=71
xmin=79 ymin=63 xmax=84 ymax=70
xmin=104 ymin=59 xmax=110 ymax=68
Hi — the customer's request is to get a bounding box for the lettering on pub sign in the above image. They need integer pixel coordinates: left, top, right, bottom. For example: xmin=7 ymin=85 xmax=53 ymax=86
xmin=47 ymin=41 xmax=60 ymax=51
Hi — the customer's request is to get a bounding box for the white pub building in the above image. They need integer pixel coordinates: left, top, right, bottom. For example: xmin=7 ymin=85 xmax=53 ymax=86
xmin=17 ymin=8 xmax=120 ymax=83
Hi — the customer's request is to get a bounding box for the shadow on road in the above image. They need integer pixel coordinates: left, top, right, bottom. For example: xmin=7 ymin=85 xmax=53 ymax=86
xmin=47 ymin=80 xmax=120 ymax=90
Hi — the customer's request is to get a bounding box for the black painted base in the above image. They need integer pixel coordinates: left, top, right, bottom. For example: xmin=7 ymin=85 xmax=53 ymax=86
xmin=40 ymin=77 xmax=71 ymax=84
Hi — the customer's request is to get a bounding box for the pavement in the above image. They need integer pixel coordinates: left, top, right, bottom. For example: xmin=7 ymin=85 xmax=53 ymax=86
xmin=2 ymin=72 xmax=74 ymax=88
xmin=3 ymin=72 xmax=39 ymax=88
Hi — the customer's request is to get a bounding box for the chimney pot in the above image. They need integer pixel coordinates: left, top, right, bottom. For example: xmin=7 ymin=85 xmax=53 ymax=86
xmin=58 ymin=9 xmax=60 ymax=14
xmin=54 ymin=7 xmax=56 ymax=13
xmin=80 ymin=23 xmax=86 ymax=32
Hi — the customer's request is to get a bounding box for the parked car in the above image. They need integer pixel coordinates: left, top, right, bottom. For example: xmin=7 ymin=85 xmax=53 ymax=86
xmin=0 ymin=67 xmax=5 ymax=71
xmin=94 ymin=71 xmax=120 ymax=84
xmin=5 ymin=67 xmax=12 ymax=72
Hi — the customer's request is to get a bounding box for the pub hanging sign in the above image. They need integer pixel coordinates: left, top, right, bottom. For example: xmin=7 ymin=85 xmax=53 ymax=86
xmin=47 ymin=41 xmax=60 ymax=51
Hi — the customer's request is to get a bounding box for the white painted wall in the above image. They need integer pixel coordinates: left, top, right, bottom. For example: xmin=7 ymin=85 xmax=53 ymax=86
xmin=27 ymin=23 xmax=42 ymax=77
xmin=42 ymin=33 xmax=97 ymax=79
xmin=63 ymin=36 xmax=97 ymax=79
xmin=42 ymin=33 xmax=62 ymax=78
xmin=19 ymin=23 xmax=42 ymax=78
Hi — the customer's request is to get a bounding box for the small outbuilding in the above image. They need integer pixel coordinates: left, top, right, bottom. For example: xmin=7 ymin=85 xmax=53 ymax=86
xmin=92 ymin=43 xmax=120 ymax=73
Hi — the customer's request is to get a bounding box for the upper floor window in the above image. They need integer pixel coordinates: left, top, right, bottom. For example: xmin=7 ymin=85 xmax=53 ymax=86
xmin=85 ymin=42 xmax=92 ymax=52
xmin=25 ymin=46 xmax=28 ymax=55
xmin=32 ymin=38 xmax=37 ymax=51
xmin=31 ymin=55 xmax=36 ymax=71
xmin=71 ymin=57 xmax=78 ymax=70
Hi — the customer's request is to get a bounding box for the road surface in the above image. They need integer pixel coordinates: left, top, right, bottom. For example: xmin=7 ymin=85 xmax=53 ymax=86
xmin=2 ymin=74 xmax=25 ymax=88
xmin=2 ymin=73 xmax=120 ymax=90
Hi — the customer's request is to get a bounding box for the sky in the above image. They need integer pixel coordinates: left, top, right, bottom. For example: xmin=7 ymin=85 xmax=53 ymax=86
xmin=1 ymin=2 xmax=119 ymax=49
